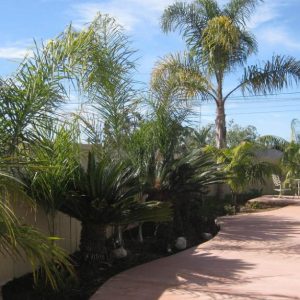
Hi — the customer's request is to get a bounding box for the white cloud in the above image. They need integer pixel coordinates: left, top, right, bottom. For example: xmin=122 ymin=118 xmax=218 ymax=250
xmin=259 ymin=27 xmax=300 ymax=50
xmin=71 ymin=0 xmax=178 ymax=31
xmin=128 ymin=0 xmax=177 ymax=12
xmin=0 ymin=46 xmax=32 ymax=59
xmin=72 ymin=3 xmax=138 ymax=30
xmin=71 ymin=0 xmax=288 ymax=34
xmin=248 ymin=2 xmax=278 ymax=29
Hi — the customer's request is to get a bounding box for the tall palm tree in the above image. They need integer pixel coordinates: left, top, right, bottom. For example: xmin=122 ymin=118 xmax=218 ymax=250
xmin=81 ymin=13 xmax=138 ymax=154
xmin=152 ymin=0 xmax=300 ymax=148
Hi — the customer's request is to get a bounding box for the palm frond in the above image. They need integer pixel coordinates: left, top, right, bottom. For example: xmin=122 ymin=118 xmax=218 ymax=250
xmin=21 ymin=121 xmax=80 ymax=217
xmin=151 ymin=52 xmax=214 ymax=100
xmin=161 ymin=0 xmax=220 ymax=49
xmin=201 ymin=15 xmax=257 ymax=73
xmin=82 ymin=14 xmax=138 ymax=149
xmin=216 ymin=141 xmax=279 ymax=192
xmin=0 ymin=21 xmax=96 ymax=155
xmin=257 ymin=135 xmax=288 ymax=151
xmin=281 ymin=142 xmax=300 ymax=180
xmin=224 ymin=0 xmax=263 ymax=26
xmin=240 ymin=55 xmax=300 ymax=95
xmin=0 ymin=172 xmax=74 ymax=290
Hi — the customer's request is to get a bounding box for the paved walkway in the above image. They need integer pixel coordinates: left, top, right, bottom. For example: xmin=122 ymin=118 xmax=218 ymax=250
xmin=91 ymin=205 xmax=300 ymax=300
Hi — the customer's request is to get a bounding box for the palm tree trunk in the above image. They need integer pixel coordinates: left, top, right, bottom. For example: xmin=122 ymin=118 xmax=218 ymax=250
xmin=215 ymin=100 xmax=226 ymax=148
xmin=80 ymin=223 xmax=109 ymax=264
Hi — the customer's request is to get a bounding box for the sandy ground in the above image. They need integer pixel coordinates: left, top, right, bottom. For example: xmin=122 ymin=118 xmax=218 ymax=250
xmin=91 ymin=204 xmax=300 ymax=300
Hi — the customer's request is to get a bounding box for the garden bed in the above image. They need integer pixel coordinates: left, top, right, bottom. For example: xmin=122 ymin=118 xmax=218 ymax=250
xmin=247 ymin=195 xmax=300 ymax=207
xmin=2 ymin=220 xmax=219 ymax=300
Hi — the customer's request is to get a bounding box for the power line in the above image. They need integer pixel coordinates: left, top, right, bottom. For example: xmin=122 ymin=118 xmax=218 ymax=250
xmin=61 ymin=91 xmax=300 ymax=104
xmin=226 ymin=103 xmax=300 ymax=110
xmin=201 ymin=109 xmax=300 ymax=117
xmin=62 ymin=98 xmax=300 ymax=107
xmin=227 ymin=91 xmax=300 ymax=99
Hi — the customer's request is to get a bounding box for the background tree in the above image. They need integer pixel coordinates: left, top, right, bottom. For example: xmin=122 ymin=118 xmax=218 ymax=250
xmin=152 ymin=0 xmax=300 ymax=148
xmin=227 ymin=120 xmax=258 ymax=147
xmin=206 ymin=141 xmax=279 ymax=207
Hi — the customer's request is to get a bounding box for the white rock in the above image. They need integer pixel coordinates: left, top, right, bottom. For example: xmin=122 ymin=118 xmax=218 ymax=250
xmin=202 ymin=232 xmax=213 ymax=240
xmin=175 ymin=236 xmax=187 ymax=250
xmin=112 ymin=246 xmax=127 ymax=259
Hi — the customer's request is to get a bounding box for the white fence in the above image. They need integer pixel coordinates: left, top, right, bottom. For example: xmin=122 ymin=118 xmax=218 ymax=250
xmin=0 ymin=203 xmax=81 ymax=286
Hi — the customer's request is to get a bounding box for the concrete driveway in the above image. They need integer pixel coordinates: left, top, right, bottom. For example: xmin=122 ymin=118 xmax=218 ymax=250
xmin=91 ymin=205 xmax=300 ymax=300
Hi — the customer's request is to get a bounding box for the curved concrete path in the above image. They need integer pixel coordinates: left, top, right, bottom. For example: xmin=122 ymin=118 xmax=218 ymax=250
xmin=91 ymin=205 xmax=300 ymax=300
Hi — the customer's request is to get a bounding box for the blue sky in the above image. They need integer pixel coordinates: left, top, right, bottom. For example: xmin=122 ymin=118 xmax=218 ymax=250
xmin=1 ymin=0 xmax=300 ymax=140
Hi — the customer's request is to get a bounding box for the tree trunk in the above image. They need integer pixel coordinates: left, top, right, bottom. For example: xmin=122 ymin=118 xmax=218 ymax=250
xmin=138 ymin=223 xmax=144 ymax=243
xmin=80 ymin=223 xmax=109 ymax=264
xmin=215 ymin=100 xmax=226 ymax=148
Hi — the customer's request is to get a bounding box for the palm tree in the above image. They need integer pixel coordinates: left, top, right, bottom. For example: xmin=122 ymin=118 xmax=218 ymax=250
xmin=80 ymin=13 xmax=138 ymax=154
xmin=152 ymin=0 xmax=300 ymax=148
xmin=206 ymin=141 xmax=279 ymax=205
xmin=0 ymin=19 xmax=103 ymax=289
xmin=280 ymin=142 xmax=300 ymax=183
xmin=20 ymin=121 xmax=80 ymax=235
xmin=0 ymin=22 xmax=97 ymax=156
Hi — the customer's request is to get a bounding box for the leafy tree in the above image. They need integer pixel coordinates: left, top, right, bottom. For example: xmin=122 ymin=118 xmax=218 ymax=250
xmin=226 ymin=120 xmax=259 ymax=147
xmin=184 ymin=120 xmax=258 ymax=149
xmin=152 ymin=0 xmax=300 ymax=148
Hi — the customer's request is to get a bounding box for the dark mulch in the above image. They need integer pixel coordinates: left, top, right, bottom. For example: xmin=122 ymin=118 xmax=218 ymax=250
xmin=2 ymin=239 xmax=165 ymax=300
xmin=2 ymin=221 xmax=219 ymax=300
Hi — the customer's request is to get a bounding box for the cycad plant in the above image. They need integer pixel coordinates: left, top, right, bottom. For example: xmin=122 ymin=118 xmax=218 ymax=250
xmin=152 ymin=0 xmax=300 ymax=148
xmin=126 ymin=93 xmax=224 ymax=241
xmin=63 ymin=152 xmax=171 ymax=264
